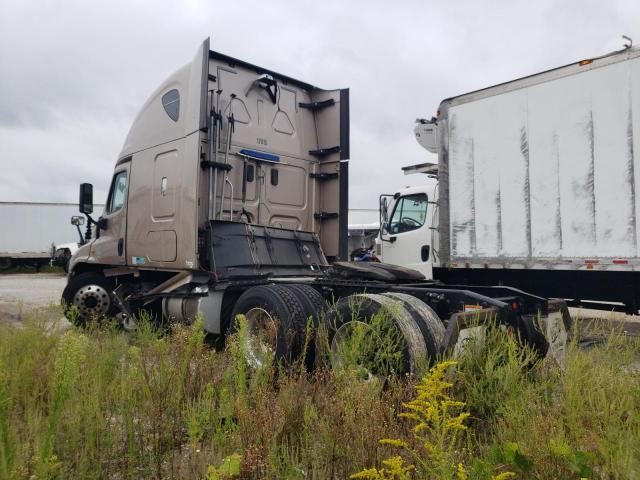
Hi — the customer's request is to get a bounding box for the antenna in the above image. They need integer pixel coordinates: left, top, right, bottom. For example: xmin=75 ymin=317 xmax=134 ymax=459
xmin=623 ymin=35 xmax=632 ymax=49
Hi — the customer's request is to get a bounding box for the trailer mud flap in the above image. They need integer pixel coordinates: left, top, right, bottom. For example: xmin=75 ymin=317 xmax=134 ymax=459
xmin=540 ymin=300 xmax=571 ymax=367
xmin=443 ymin=302 xmax=569 ymax=365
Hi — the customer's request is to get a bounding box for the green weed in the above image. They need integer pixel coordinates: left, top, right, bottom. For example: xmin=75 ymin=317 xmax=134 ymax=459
xmin=0 ymin=306 xmax=638 ymax=479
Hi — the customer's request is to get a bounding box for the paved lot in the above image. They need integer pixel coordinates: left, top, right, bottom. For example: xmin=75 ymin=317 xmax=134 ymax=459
xmin=569 ymin=307 xmax=640 ymax=337
xmin=0 ymin=273 xmax=67 ymax=324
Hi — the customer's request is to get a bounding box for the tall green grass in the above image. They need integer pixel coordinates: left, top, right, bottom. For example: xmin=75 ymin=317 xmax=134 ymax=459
xmin=0 ymin=307 xmax=638 ymax=479
xmin=452 ymin=321 xmax=640 ymax=479
xmin=0 ymin=310 xmax=410 ymax=479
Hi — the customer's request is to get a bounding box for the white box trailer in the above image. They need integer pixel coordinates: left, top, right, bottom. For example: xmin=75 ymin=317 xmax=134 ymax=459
xmin=0 ymin=202 xmax=103 ymax=269
xmin=387 ymin=46 xmax=640 ymax=311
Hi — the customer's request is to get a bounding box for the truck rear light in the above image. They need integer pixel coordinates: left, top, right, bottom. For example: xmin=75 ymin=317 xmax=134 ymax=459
xmin=613 ymin=259 xmax=628 ymax=264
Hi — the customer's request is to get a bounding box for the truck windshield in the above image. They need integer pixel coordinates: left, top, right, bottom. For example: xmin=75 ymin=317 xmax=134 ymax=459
xmin=388 ymin=193 xmax=428 ymax=234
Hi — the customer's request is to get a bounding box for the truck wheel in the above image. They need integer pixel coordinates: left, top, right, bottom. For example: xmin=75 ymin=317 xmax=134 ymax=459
xmin=229 ymin=284 xmax=308 ymax=368
xmin=61 ymin=272 xmax=117 ymax=325
xmin=283 ymin=284 xmax=327 ymax=368
xmin=380 ymin=292 xmax=445 ymax=358
xmin=284 ymin=284 xmax=327 ymax=326
xmin=0 ymin=257 xmax=13 ymax=271
xmin=324 ymin=293 xmax=430 ymax=376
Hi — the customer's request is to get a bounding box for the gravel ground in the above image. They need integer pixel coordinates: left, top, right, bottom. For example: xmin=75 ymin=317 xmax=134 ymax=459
xmin=0 ymin=273 xmax=67 ymax=325
xmin=569 ymin=307 xmax=640 ymax=337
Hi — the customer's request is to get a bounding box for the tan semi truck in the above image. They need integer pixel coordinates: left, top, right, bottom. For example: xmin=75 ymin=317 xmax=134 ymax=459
xmin=62 ymin=38 xmax=568 ymax=370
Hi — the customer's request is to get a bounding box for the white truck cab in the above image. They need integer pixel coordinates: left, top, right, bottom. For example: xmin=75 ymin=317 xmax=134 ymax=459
xmin=376 ymin=163 xmax=438 ymax=279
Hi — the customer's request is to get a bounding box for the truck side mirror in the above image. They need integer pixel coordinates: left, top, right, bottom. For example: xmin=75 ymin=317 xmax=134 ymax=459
xmin=379 ymin=194 xmax=395 ymax=243
xmin=79 ymin=183 xmax=94 ymax=214
xmin=70 ymin=216 xmax=85 ymax=226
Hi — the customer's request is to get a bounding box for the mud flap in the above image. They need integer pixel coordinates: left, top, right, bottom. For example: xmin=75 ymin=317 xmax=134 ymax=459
xmin=538 ymin=300 xmax=571 ymax=367
xmin=443 ymin=302 xmax=570 ymax=366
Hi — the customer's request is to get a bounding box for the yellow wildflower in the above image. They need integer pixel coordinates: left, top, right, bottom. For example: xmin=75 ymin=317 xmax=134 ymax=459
xmin=445 ymin=412 xmax=471 ymax=431
xmin=379 ymin=438 xmax=408 ymax=448
xmin=456 ymin=463 xmax=469 ymax=480
xmin=492 ymin=472 xmax=516 ymax=480
xmin=350 ymin=467 xmax=385 ymax=480
xmin=351 ymin=360 xmax=470 ymax=479
xmin=381 ymin=456 xmax=414 ymax=478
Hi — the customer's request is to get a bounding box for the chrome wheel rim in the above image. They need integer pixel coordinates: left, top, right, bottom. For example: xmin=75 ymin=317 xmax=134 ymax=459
xmin=244 ymin=307 xmax=278 ymax=368
xmin=330 ymin=320 xmax=379 ymax=378
xmin=73 ymin=284 xmax=111 ymax=319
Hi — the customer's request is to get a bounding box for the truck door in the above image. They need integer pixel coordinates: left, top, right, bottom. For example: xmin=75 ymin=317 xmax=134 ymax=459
xmin=379 ymin=193 xmax=432 ymax=278
xmin=91 ymin=162 xmax=130 ymax=266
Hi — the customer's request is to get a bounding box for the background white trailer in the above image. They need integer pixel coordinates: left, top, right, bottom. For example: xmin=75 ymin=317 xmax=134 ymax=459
xmin=347 ymin=208 xmax=379 ymax=258
xmin=439 ymin=46 xmax=640 ymax=269
xmin=429 ymin=46 xmax=640 ymax=311
xmin=0 ymin=202 xmax=103 ymax=269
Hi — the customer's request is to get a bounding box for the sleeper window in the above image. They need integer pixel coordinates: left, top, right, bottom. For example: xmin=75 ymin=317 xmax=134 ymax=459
xmin=162 ymin=89 xmax=180 ymax=122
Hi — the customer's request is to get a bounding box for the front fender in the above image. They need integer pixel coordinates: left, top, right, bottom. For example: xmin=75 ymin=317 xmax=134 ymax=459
xmin=68 ymin=242 xmax=94 ymax=276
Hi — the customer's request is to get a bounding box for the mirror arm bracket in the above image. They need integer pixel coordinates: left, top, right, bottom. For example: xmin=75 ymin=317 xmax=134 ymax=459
xmin=83 ymin=214 xmax=99 ymax=243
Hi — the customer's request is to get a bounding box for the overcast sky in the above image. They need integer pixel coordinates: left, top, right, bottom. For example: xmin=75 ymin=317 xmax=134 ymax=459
xmin=1 ymin=0 xmax=639 ymax=208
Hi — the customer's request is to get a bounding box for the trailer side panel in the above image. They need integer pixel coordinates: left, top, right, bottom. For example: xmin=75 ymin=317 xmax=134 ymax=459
xmin=442 ymin=48 xmax=640 ymax=271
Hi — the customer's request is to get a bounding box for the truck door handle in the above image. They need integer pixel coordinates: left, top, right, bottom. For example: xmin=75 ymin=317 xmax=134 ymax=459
xmin=117 ymin=238 xmax=124 ymax=256
xmin=421 ymin=245 xmax=430 ymax=261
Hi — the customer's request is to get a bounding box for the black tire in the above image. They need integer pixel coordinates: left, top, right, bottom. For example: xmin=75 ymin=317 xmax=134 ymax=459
xmin=0 ymin=257 xmax=13 ymax=271
xmin=229 ymin=284 xmax=308 ymax=366
xmin=284 ymin=284 xmax=327 ymax=326
xmin=323 ymin=293 xmax=431 ymax=375
xmin=282 ymin=284 xmax=328 ymax=368
xmin=381 ymin=292 xmax=445 ymax=358
xmin=61 ymin=271 xmax=117 ymax=325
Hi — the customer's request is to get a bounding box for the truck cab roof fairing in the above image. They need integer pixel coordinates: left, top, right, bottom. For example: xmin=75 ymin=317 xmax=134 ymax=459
xmin=119 ymin=38 xmax=210 ymax=158
xmin=119 ymin=38 xmax=345 ymax=160
xmin=208 ymin=50 xmax=317 ymax=92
